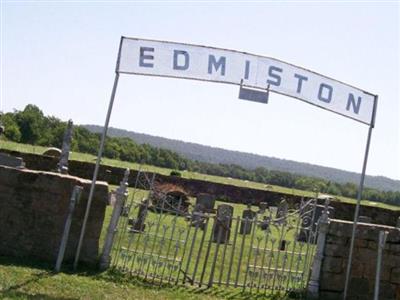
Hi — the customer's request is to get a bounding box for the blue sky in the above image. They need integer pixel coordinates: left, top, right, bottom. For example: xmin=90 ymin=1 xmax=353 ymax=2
xmin=1 ymin=1 xmax=399 ymax=180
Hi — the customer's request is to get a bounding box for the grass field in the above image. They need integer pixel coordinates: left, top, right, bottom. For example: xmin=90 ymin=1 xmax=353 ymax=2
xmin=1 ymin=139 xmax=399 ymax=211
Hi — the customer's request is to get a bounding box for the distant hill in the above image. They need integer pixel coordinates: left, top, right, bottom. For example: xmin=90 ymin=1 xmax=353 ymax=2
xmin=83 ymin=125 xmax=400 ymax=192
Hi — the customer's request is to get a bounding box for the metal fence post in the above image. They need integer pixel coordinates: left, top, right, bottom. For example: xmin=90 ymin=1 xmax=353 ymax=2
xmin=99 ymin=169 xmax=130 ymax=271
xmin=307 ymin=198 xmax=331 ymax=298
xmin=55 ymin=185 xmax=83 ymax=272
xmin=374 ymin=230 xmax=389 ymax=300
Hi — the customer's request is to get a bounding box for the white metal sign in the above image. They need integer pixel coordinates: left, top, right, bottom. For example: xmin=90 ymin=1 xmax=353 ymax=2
xmin=118 ymin=37 xmax=376 ymax=125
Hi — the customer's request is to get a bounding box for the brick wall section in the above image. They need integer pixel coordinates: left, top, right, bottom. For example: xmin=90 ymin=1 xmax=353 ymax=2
xmin=0 ymin=165 xmax=108 ymax=265
xmin=319 ymin=219 xmax=400 ymax=300
xmin=2 ymin=149 xmax=400 ymax=226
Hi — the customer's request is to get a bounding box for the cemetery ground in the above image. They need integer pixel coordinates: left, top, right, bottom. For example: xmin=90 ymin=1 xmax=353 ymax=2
xmin=1 ymin=140 xmax=398 ymax=212
xmin=0 ymin=189 xmax=299 ymax=300
xmin=0 ymin=141 xmax=398 ymax=299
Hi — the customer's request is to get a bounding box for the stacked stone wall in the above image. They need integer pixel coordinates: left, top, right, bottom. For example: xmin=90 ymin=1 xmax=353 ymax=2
xmin=0 ymin=165 xmax=108 ymax=265
xmin=2 ymin=149 xmax=400 ymax=226
xmin=319 ymin=219 xmax=400 ymax=299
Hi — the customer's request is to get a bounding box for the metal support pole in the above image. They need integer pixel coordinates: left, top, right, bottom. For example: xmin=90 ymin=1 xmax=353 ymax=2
xmin=55 ymin=185 xmax=83 ymax=272
xmin=343 ymin=95 xmax=378 ymax=299
xmin=374 ymin=230 xmax=388 ymax=300
xmin=99 ymin=169 xmax=130 ymax=271
xmin=73 ymin=67 xmax=121 ymax=270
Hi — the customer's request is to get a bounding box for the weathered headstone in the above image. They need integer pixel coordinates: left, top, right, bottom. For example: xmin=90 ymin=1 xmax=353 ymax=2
xmin=57 ymin=119 xmax=73 ymax=174
xmin=258 ymin=202 xmax=268 ymax=214
xmin=239 ymin=209 xmax=256 ymax=235
xmin=259 ymin=216 xmax=271 ymax=231
xmin=190 ymin=205 xmax=207 ymax=230
xmin=195 ymin=193 xmax=216 ymax=213
xmin=43 ymin=147 xmax=61 ymax=157
xmin=212 ymin=204 xmax=234 ymax=243
xmin=108 ymin=191 xmax=116 ymax=206
xmin=276 ymin=199 xmax=288 ymax=224
xmin=131 ymin=199 xmax=149 ymax=233
xmin=297 ymin=204 xmax=334 ymax=243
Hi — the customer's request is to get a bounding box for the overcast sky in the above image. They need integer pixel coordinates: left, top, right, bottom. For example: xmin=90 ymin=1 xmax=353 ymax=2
xmin=1 ymin=1 xmax=399 ymax=180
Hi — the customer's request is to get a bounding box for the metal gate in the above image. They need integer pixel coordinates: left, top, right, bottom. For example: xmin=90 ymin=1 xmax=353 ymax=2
xmin=108 ymin=171 xmax=323 ymax=295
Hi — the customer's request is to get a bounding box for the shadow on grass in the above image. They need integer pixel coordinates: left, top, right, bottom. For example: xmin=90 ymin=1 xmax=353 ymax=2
xmin=0 ymin=290 xmax=78 ymax=300
xmin=0 ymin=256 xmax=306 ymax=300
xmin=0 ymin=254 xmax=101 ymax=276
xmin=100 ymin=268 xmax=306 ymax=300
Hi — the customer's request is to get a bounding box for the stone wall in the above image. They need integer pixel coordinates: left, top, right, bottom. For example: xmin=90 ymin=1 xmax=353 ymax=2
xmin=319 ymin=219 xmax=400 ymax=299
xmin=2 ymin=149 xmax=400 ymax=226
xmin=0 ymin=165 xmax=108 ymax=265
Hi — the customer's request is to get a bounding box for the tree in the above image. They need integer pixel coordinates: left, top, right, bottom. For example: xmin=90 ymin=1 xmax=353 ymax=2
xmin=14 ymin=105 xmax=46 ymax=144
xmin=1 ymin=113 xmax=21 ymax=142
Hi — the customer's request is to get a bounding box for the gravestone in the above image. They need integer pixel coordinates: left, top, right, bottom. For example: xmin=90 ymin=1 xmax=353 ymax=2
xmin=190 ymin=203 xmax=207 ymax=230
xmin=212 ymin=204 xmax=234 ymax=243
xmin=276 ymin=199 xmax=288 ymax=224
xmin=297 ymin=204 xmax=334 ymax=243
xmin=195 ymin=193 xmax=215 ymax=213
xmin=239 ymin=209 xmax=256 ymax=235
xmin=57 ymin=120 xmax=73 ymax=174
xmin=259 ymin=216 xmax=271 ymax=231
xmin=131 ymin=199 xmax=149 ymax=233
xmin=43 ymin=147 xmax=61 ymax=157
xmin=108 ymin=191 xmax=116 ymax=206
xmin=258 ymin=202 xmax=268 ymax=214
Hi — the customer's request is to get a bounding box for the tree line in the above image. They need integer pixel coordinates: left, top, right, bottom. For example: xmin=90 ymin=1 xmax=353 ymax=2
xmin=2 ymin=104 xmax=400 ymax=206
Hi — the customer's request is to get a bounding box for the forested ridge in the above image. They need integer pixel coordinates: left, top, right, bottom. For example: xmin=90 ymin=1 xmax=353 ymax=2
xmin=2 ymin=104 xmax=400 ymax=206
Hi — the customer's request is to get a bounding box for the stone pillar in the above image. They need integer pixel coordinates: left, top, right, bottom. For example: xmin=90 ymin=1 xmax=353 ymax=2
xmin=308 ymin=198 xmax=331 ymax=299
xmin=99 ymin=169 xmax=130 ymax=270
xmin=212 ymin=204 xmax=234 ymax=243
xmin=57 ymin=119 xmax=73 ymax=174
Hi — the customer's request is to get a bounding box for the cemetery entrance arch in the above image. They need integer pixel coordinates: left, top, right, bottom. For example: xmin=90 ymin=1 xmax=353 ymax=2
xmin=75 ymin=37 xmax=378 ymax=298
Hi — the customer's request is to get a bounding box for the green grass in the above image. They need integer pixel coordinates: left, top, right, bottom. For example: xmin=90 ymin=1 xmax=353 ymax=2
xmin=1 ymin=140 xmax=398 ymax=211
xmin=1 ymin=256 xmax=299 ymax=300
